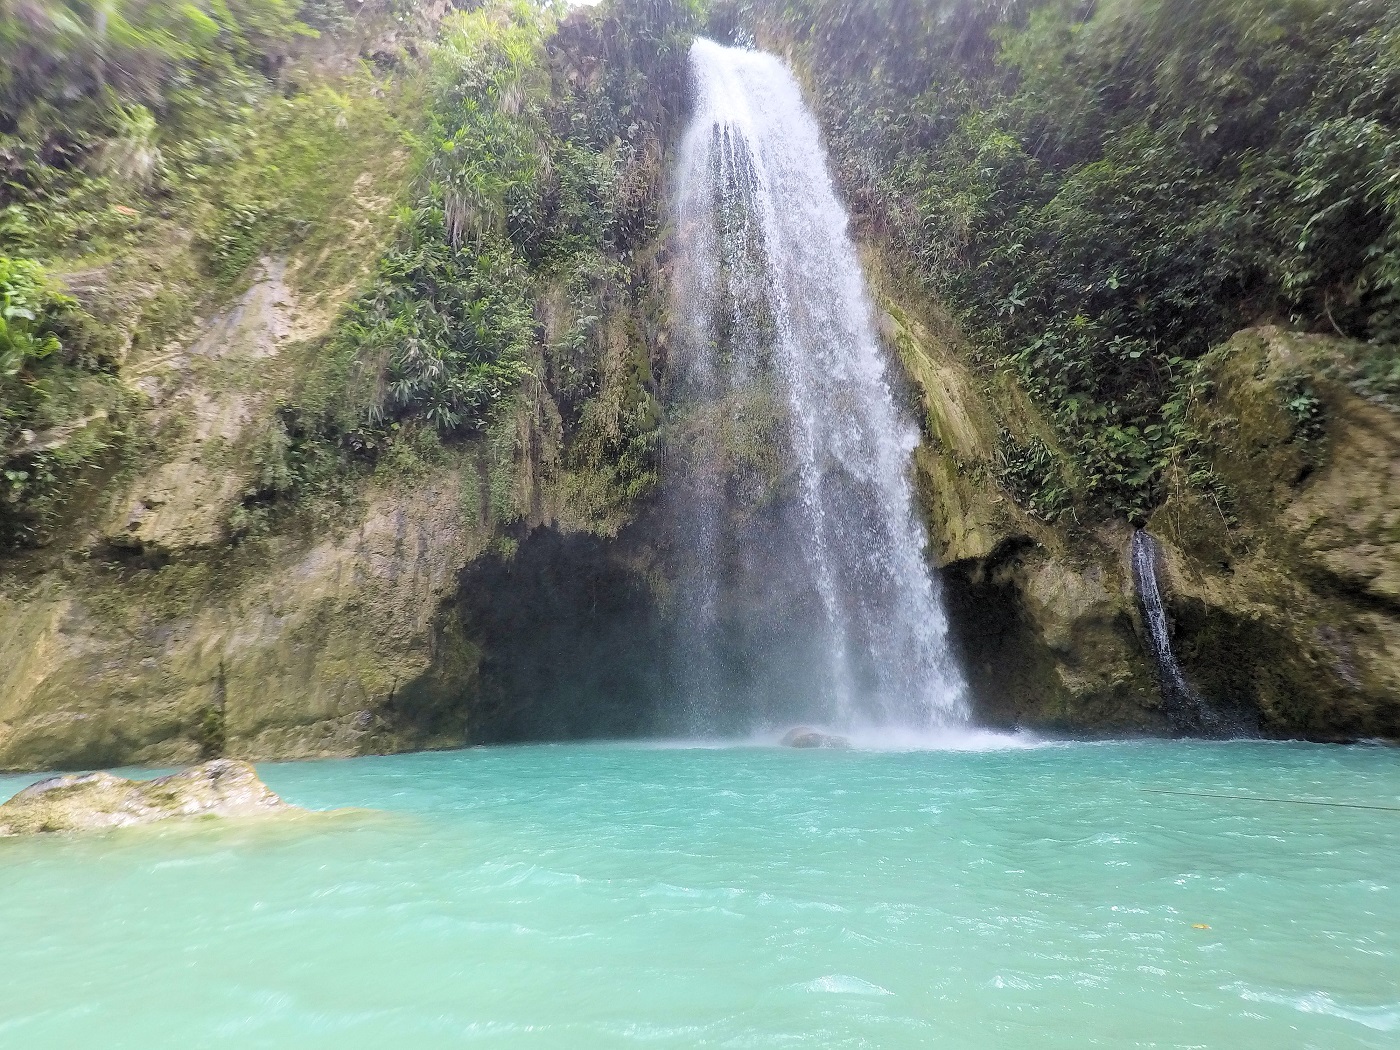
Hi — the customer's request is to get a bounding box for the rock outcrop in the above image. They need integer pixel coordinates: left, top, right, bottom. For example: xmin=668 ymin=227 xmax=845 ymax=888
xmin=781 ymin=727 xmax=851 ymax=749
xmin=0 ymin=4 xmax=673 ymax=772
xmin=1149 ymin=327 xmax=1400 ymax=739
xmin=0 ymin=759 xmax=295 ymax=835
xmin=868 ymin=260 xmax=1161 ymax=735
xmin=878 ymin=259 xmax=1400 ymax=740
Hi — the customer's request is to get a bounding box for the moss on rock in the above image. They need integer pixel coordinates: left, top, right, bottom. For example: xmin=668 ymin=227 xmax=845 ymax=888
xmin=861 ymin=250 xmax=1163 ymax=733
xmin=1148 ymin=327 xmax=1400 ymax=739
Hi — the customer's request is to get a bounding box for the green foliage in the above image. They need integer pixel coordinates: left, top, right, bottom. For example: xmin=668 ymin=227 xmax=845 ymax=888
xmin=196 ymin=701 xmax=227 ymax=759
xmin=1 ymin=1 xmax=396 ymax=277
xmin=1 ymin=0 xmax=314 ymax=253
xmin=752 ymin=0 xmax=1400 ymax=520
xmin=208 ymin=1 xmax=563 ymax=519
xmin=251 ymin=420 xmax=297 ymax=496
xmin=298 ymin=0 xmax=355 ymax=32
xmin=349 ymin=235 xmax=536 ymax=432
xmin=334 ymin=2 xmax=553 ymax=436
xmin=0 ymin=0 xmax=307 ymax=119
xmin=0 ymin=254 xmax=122 ymax=545
xmin=1280 ymin=374 xmax=1325 ymax=442
xmin=1321 ymin=339 xmax=1400 ymax=407
xmin=278 ymin=0 xmax=693 ymax=521
xmin=995 ymin=427 xmax=1068 ymax=521
xmin=2 ymin=0 xmax=695 ymax=548
xmin=0 ymin=255 xmax=67 ymax=377
xmin=0 ymin=0 xmax=403 ymax=551
xmin=199 ymin=82 xmax=404 ymax=288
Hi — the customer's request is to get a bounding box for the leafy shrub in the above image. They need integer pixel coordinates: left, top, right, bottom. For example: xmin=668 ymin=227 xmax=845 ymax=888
xmin=1 ymin=0 xmax=312 ymax=243
xmin=996 ymin=428 xmax=1069 ymax=521
xmin=1280 ymin=374 xmax=1326 ymax=442
xmin=0 ymin=256 xmax=67 ymax=378
xmin=0 ymin=254 xmax=119 ymax=545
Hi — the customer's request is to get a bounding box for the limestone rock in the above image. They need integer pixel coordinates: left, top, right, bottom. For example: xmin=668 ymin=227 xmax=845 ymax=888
xmin=781 ymin=727 xmax=851 ymax=749
xmin=1146 ymin=327 xmax=1400 ymax=739
xmin=874 ymin=244 xmax=1400 ymax=739
xmin=869 ymin=260 xmax=1160 ymax=734
xmin=0 ymin=759 xmax=296 ymax=835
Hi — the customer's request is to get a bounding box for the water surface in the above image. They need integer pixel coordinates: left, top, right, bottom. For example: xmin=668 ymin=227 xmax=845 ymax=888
xmin=1 ymin=740 xmax=1396 ymax=1048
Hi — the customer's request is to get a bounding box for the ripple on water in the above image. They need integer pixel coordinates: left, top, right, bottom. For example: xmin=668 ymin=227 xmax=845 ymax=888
xmin=0 ymin=739 xmax=1395 ymax=1050
xmin=805 ymin=975 xmax=895 ymax=996
xmin=1232 ymin=987 xmax=1400 ymax=1032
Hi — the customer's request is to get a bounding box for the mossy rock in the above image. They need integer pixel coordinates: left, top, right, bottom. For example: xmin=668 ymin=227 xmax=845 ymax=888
xmin=1150 ymin=326 xmax=1400 ymax=740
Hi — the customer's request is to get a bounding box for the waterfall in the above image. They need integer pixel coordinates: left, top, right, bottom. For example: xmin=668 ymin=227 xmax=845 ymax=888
xmin=1130 ymin=530 xmax=1226 ymax=735
xmin=667 ymin=39 xmax=969 ymax=735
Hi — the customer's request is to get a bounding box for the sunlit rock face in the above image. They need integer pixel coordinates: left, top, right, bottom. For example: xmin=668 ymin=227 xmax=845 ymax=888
xmin=0 ymin=759 xmax=297 ymax=835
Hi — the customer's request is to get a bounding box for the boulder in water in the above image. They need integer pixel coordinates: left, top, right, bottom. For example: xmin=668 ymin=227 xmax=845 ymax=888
xmin=781 ymin=727 xmax=851 ymax=749
xmin=0 ymin=759 xmax=298 ymax=836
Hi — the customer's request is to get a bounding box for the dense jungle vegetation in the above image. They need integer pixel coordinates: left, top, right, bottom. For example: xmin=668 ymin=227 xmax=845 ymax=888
xmin=6 ymin=0 xmax=1399 ymax=544
xmin=1 ymin=0 xmax=355 ymax=544
xmin=0 ymin=0 xmax=698 ymax=549
xmin=745 ymin=0 xmax=1400 ymax=521
xmin=278 ymin=0 xmax=701 ymax=532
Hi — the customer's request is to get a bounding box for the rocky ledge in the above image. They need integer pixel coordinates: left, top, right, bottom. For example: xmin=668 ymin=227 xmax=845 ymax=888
xmin=781 ymin=727 xmax=852 ymax=749
xmin=0 ymin=759 xmax=298 ymax=836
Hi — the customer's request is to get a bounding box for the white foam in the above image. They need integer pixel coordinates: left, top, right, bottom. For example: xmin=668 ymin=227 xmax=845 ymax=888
xmin=806 ymin=975 xmax=894 ymax=996
xmin=620 ymin=727 xmax=1045 ymax=752
xmin=1233 ymin=986 xmax=1400 ymax=1032
xmin=839 ymin=725 xmax=1045 ymax=752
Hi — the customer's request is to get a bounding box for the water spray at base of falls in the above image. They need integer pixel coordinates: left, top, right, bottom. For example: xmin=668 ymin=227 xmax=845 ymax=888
xmin=667 ymin=39 xmax=969 ymax=735
xmin=1130 ymin=529 xmax=1232 ymax=737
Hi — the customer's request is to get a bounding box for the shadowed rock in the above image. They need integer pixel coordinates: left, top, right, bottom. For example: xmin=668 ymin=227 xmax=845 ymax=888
xmin=781 ymin=727 xmax=851 ymax=749
xmin=0 ymin=759 xmax=297 ymax=835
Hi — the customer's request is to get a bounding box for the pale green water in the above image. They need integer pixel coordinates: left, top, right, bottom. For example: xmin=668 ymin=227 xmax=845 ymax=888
xmin=1 ymin=740 xmax=1397 ymax=1048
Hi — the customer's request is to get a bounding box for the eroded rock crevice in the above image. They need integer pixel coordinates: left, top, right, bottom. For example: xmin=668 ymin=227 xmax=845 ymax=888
xmin=392 ymin=525 xmax=670 ymax=746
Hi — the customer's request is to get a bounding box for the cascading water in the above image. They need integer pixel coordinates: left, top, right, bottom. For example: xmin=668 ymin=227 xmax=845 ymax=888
xmin=1130 ymin=529 xmax=1227 ymax=736
xmin=667 ymin=39 xmax=968 ymax=736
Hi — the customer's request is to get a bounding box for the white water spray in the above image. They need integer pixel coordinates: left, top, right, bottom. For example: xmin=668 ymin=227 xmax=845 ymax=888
xmin=669 ymin=40 xmax=968 ymax=733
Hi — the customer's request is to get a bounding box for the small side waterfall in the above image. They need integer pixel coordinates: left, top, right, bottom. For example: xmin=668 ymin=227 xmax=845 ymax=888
xmin=667 ymin=39 xmax=969 ymax=735
xmin=1130 ymin=530 xmax=1226 ymax=736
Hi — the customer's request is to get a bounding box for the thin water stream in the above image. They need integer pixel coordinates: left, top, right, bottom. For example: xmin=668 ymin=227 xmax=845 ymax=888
xmin=1130 ymin=529 xmax=1231 ymax=735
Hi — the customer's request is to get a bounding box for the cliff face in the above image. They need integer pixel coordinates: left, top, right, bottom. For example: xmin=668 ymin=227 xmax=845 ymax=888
xmin=734 ymin=0 xmax=1400 ymax=741
xmin=0 ymin=0 xmax=682 ymax=771
xmin=5 ymin=2 xmax=1399 ymax=773
xmin=873 ymin=259 xmax=1400 ymax=738
xmin=0 ymin=87 xmax=431 ymax=767
xmin=0 ymin=246 xmax=668 ymax=771
xmin=0 ymin=235 xmax=492 ymax=769
xmin=733 ymin=0 xmax=1400 ymax=739
xmin=1153 ymin=328 xmax=1400 ymax=739
xmin=865 ymin=258 xmax=1163 ymax=734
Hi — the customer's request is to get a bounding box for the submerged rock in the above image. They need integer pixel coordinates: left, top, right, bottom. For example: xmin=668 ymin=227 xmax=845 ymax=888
xmin=781 ymin=727 xmax=851 ymax=749
xmin=0 ymin=759 xmax=297 ymax=836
